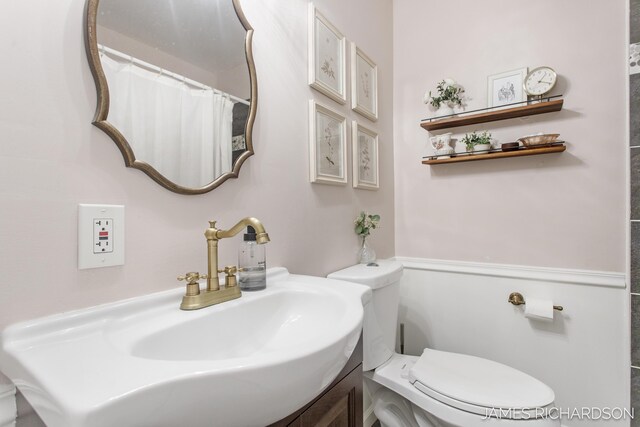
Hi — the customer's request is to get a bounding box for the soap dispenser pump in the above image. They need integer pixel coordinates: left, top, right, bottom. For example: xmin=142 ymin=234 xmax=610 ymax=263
xmin=238 ymin=225 xmax=267 ymax=290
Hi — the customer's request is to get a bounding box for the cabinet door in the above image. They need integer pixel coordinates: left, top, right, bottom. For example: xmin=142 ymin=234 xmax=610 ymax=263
xmin=298 ymin=366 xmax=363 ymax=427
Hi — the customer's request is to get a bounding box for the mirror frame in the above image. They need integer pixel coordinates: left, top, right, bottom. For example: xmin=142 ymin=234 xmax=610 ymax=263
xmin=84 ymin=0 xmax=257 ymax=195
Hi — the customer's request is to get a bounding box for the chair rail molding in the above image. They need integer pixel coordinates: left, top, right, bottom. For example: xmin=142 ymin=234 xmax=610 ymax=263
xmin=393 ymin=257 xmax=626 ymax=289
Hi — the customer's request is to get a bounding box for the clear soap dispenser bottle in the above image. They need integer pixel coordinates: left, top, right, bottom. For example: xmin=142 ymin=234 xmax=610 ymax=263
xmin=238 ymin=225 xmax=266 ymax=291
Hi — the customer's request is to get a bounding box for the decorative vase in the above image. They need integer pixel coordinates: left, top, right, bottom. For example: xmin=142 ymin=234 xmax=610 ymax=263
xmin=434 ymin=104 xmax=455 ymax=118
xmin=357 ymin=236 xmax=376 ymax=264
xmin=454 ymin=140 xmax=467 ymax=154
xmin=429 ymin=133 xmax=454 ymax=158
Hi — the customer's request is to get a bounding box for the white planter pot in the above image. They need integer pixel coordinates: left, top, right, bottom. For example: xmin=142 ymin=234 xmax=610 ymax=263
xmin=472 ymin=143 xmax=491 ymax=154
xmin=434 ymin=104 xmax=454 ymax=117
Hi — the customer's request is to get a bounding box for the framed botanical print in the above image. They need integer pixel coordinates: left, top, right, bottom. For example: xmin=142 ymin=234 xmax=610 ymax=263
xmin=487 ymin=68 xmax=528 ymax=108
xmin=351 ymin=43 xmax=378 ymax=121
xmin=309 ymin=100 xmax=348 ymax=185
xmin=308 ymin=4 xmax=346 ymax=104
xmin=352 ymin=121 xmax=378 ymax=190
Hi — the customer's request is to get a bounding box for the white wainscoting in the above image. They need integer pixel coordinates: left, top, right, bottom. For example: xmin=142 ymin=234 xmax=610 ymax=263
xmin=0 ymin=383 xmax=16 ymax=427
xmin=394 ymin=257 xmax=629 ymax=427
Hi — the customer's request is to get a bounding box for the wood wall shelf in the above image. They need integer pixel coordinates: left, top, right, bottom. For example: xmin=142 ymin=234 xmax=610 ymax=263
xmin=422 ymin=144 xmax=566 ymax=165
xmin=420 ymin=98 xmax=564 ymax=132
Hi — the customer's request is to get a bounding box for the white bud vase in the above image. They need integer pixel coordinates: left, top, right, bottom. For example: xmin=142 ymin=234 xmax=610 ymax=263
xmin=357 ymin=236 xmax=376 ymax=264
xmin=435 ymin=104 xmax=455 ymax=118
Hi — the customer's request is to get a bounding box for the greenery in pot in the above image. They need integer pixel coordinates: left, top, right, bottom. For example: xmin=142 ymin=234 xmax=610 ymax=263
xmin=354 ymin=211 xmax=380 ymax=264
xmin=461 ymin=131 xmax=492 ymax=152
xmin=423 ymin=79 xmax=465 ymax=109
xmin=354 ymin=211 xmax=380 ymax=237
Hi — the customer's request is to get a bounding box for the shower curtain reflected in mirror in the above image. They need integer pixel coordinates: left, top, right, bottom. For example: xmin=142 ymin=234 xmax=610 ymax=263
xmin=101 ymin=53 xmax=233 ymax=188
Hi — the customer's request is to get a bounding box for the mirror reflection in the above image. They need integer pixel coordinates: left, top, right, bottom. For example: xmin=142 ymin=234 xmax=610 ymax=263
xmin=92 ymin=0 xmax=254 ymax=191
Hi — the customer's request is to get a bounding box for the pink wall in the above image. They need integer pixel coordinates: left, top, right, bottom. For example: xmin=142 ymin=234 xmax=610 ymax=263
xmin=0 ymin=0 xmax=394 ymax=330
xmin=393 ymin=0 xmax=627 ymax=272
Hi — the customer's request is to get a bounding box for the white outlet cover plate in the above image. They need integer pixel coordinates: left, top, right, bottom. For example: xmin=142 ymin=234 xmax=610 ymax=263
xmin=78 ymin=204 xmax=125 ymax=269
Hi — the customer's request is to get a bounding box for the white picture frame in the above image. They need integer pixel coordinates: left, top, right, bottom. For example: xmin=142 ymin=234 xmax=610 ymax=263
xmin=351 ymin=43 xmax=378 ymax=121
xmin=309 ymin=100 xmax=348 ymax=185
xmin=308 ymin=4 xmax=346 ymax=104
xmin=352 ymin=121 xmax=379 ymax=190
xmin=487 ymin=68 xmax=528 ymax=108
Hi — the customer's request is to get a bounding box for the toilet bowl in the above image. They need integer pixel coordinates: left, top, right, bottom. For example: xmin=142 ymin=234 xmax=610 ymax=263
xmin=328 ymin=260 xmax=560 ymax=427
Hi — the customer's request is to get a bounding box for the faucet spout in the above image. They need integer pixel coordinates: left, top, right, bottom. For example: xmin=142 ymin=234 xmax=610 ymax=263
xmin=204 ymin=217 xmax=269 ymax=292
xmin=217 ymin=217 xmax=270 ymax=244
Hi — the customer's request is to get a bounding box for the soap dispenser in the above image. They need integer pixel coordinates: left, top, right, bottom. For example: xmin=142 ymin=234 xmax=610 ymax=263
xmin=238 ymin=225 xmax=267 ymax=291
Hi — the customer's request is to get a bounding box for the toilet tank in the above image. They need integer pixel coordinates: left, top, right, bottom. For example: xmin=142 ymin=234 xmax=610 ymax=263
xmin=328 ymin=260 xmax=403 ymax=371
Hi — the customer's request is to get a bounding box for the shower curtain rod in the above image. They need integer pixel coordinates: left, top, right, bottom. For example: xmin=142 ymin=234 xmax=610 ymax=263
xmin=98 ymin=44 xmax=250 ymax=106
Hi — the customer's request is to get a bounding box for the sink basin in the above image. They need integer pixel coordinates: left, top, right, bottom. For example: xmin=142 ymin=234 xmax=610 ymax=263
xmin=0 ymin=268 xmax=369 ymax=427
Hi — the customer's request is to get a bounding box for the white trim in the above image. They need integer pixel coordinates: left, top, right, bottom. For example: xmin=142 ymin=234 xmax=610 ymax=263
xmin=0 ymin=384 xmax=16 ymax=427
xmin=394 ymin=257 xmax=626 ymax=289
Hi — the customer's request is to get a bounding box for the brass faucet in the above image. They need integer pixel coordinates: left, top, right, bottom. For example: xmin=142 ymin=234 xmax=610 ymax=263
xmin=178 ymin=217 xmax=270 ymax=310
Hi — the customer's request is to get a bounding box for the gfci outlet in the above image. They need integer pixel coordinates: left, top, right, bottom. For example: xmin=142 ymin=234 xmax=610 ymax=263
xmin=78 ymin=204 xmax=125 ymax=269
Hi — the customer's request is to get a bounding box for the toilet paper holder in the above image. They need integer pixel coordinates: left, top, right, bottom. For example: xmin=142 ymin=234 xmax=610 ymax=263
xmin=508 ymin=292 xmax=563 ymax=311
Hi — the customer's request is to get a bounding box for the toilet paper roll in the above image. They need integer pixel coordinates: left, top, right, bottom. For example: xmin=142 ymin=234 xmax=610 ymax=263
xmin=524 ymin=298 xmax=554 ymax=321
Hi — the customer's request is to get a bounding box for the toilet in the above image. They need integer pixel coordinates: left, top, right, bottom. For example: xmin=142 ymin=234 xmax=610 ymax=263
xmin=328 ymin=260 xmax=560 ymax=427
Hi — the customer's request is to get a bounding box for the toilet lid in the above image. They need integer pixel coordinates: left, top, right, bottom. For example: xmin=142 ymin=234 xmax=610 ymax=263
xmin=327 ymin=260 xmax=403 ymax=289
xmin=409 ymin=349 xmax=555 ymax=417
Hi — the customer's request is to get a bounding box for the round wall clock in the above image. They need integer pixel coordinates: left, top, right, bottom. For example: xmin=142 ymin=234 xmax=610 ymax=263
xmin=523 ymin=66 xmax=557 ymax=97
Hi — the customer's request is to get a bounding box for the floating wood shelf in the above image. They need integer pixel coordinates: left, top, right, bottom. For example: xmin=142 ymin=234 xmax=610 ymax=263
xmin=422 ymin=144 xmax=566 ymax=165
xmin=420 ymin=99 xmax=564 ymax=132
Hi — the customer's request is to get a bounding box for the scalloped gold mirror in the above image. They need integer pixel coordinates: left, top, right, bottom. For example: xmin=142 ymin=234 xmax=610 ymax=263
xmin=85 ymin=0 xmax=257 ymax=194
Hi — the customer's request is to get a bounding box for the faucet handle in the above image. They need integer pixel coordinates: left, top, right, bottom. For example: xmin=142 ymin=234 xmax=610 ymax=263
xmin=177 ymin=272 xmax=208 ymax=296
xmin=218 ymin=265 xmax=238 ymax=288
xmin=177 ymin=272 xmax=208 ymax=282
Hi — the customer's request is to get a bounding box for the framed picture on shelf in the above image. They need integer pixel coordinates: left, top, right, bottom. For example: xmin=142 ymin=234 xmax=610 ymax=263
xmin=308 ymin=4 xmax=346 ymax=104
xmin=351 ymin=43 xmax=378 ymax=121
xmin=352 ymin=121 xmax=379 ymax=190
xmin=309 ymin=100 xmax=348 ymax=185
xmin=487 ymin=68 xmax=528 ymax=108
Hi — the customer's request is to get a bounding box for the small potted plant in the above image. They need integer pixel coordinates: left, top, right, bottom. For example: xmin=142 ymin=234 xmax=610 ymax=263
xmin=354 ymin=211 xmax=380 ymax=264
xmin=423 ymin=79 xmax=465 ymax=117
xmin=461 ymin=131 xmax=492 ymax=154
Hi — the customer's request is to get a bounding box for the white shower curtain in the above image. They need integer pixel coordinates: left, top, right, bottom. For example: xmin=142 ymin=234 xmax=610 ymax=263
xmin=100 ymin=53 xmax=234 ymax=188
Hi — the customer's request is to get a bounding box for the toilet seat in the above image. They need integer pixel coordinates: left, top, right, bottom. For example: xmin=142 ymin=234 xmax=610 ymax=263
xmin=368 ymin=353 xmax=560 ymax=427
xmin=409 ymin=348 xmax=555 ymax=419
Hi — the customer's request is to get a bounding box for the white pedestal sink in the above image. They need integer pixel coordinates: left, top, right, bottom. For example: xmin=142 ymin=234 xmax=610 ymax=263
xmin=0 ymin=268 xmax=370 ymax=427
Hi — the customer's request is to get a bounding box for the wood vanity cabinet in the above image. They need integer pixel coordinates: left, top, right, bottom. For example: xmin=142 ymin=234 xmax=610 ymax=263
xmin=268 ymin=337 xmax=363 ymax=427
